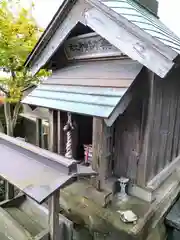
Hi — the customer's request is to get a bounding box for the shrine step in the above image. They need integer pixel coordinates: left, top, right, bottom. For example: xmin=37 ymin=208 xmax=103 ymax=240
xmin=165 ymin=196 xmax=180 ymax=240
xmin=5 ymin=207 xmax=45 ymax=237
xmin=0 ymin=195 xmax=49 ymax=239
xmin=0 ymin=206 xmax=32 ymax=240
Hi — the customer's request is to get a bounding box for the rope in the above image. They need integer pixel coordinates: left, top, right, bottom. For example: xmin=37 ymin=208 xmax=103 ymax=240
xmin=63 ymin=112 xmax=74 ymax=159
xmin=65 ymin=131 xmax=72 ymax=159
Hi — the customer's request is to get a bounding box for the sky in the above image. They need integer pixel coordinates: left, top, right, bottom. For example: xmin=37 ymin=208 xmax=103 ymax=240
xmin=22 ymin=0 xmax=180 ymax=37
xmin=158 ymin=0 xmax=180 ymax=37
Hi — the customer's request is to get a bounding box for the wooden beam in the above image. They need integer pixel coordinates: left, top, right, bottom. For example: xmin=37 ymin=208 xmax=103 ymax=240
xmin=137 ymin=70 xmax=155 ymax=186
xmin=84 ymin=8 xmax=174 ymax=78
xmin=147 ymin=154 xmax=180 ymax=191
xmin=48 ymin=190 xmax=60 ymax=240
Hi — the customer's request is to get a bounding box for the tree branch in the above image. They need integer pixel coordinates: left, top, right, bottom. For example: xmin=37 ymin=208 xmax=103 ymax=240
xmin=4 ymin=101 xmax=13 ymax=136
xmin=0 ymin=85 xmax=8 ymax=95
xmin=0 ymin=120 xmax=4 ymax=133
xmin=11 ymin=70 xmax=16 ymax=80
xmin=12 ymin=102 xmax=21 ymax=129
xmin=21 ymin=84 xmax=35 ymax=93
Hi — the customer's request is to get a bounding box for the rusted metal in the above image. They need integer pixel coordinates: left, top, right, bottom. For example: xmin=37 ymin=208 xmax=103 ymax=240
xmin=0 ymin=133 xmax=96 ymax=204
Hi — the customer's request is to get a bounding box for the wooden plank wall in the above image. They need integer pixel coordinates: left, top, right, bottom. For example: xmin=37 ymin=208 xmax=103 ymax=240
xmin=114 ymin=97 xmax=144 ymax=182
xmin=114 ymin=69 xmax=180 ymax=185
xmin=144 ymin=70 xmax=180 ymax=183
xmin=114 ymin=68 xmax=180 ymax=185
xmin=113 ymin=71 xmax=149 ymax=182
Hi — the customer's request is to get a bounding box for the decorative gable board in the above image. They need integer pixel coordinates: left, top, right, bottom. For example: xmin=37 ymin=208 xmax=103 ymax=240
xmin=25 ymin=0 xmax=180 ymax=78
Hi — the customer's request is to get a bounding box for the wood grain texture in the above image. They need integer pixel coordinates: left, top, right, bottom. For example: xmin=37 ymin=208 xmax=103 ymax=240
xmin=113 ymin=69 xmax=149 ymax=184
xmin=84 ymin=7 xmax=174 ymax=78
xmin=113 ymin=71 xmax=150 ymax=181
xmin=114 ymin=101 xmax=142 ymax=181
xmin=140 ymin=68 xmax=180 ymax=185
xmin=92 ymin=118 xmax=113 ymax=190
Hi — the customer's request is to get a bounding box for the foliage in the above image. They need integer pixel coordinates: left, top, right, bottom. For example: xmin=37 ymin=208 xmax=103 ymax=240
xmin=0 ymin=0 xmax=49 ymax=136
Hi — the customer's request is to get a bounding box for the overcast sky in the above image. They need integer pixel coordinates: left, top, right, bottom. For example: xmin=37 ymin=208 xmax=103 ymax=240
xmin=22 ymin=0 xmax=180 ymax=37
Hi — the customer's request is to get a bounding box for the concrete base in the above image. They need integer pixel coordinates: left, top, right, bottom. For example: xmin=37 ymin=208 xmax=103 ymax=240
xmin=59 ymin=173 xmax=180 ymax=240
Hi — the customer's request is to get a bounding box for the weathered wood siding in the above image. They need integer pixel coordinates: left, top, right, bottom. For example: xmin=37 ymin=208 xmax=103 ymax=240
xmin=114 ymin=68 xmax=180 ymax=186
xmin=92 ymin=117 xmax=114 ymax=190
xmin=144 ymin=69 xmax=180 ymax=183
xmin=113 ymin=71 xmax=149 ymax=182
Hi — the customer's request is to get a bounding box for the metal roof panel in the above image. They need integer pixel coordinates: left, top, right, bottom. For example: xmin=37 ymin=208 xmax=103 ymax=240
xmin=0 ymin=133 xmax=95 ymax=203
xmin=101 ymin=0 xmax=180 ymax=54
xmin=22 ymin=94 xmax=118 ymax=118
xmin=22 ymin=60 xmax=142 ymax=119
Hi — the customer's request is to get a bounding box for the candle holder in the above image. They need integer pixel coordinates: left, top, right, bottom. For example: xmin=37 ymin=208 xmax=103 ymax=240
xmin=116 ymin=177 xmax=129 ymax=201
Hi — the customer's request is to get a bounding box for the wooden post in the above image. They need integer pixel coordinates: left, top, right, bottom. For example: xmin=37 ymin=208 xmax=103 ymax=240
xmin=36 ymin=118 xmax=43 ymax=147
xmin=137 ymin=71 xmax=155 ymax=186
xmin=49 ymin=110 xmax=57 ymax=153
xmin=57 ymin=111 xmax=65 ymax=155
xmin=48 ymin=109 xmax=60 ymax=239
xmin=5 ymin=181 xmax=14 ymax=200
xmin=48 ymin=190 xmax=60 ymax=240
xmin=92 ymin=117 xmax=113 ymax=190
xmin=71 ymin=114 xmax=78 ymax=159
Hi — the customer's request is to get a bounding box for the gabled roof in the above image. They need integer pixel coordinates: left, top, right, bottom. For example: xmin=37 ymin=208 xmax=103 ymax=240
xmin=24 ymin=0 xmax=180 ymax=78
xmin=22 ymin=59 xmax=142 ymax=126
xmin=102 ymin=0 xmax=180 ymax=54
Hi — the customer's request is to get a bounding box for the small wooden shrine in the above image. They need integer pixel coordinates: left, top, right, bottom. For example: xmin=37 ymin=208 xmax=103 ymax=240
xmin=21 ymin=0 xmax=180 ymax=239
xmin=0 ymin=133 xmax=95 ymax=239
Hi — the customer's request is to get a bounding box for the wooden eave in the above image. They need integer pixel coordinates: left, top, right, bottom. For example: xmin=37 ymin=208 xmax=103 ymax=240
xmin=25 ymin=0 xmax=180 ymax=78
xmin=24 ymin=0 xmax=76 ymax=68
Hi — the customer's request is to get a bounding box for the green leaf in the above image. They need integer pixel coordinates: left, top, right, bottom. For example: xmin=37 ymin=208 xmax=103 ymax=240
xmin=0 ymin=0 xmax=49 ymax=133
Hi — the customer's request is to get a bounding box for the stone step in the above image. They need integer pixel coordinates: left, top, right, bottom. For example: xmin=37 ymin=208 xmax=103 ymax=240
xmin=0 ymin=206 xmax=32 ymax=240
xmin=5 ymin=207 xmax=45 ymax=237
